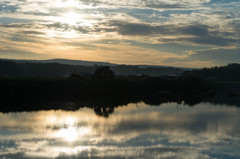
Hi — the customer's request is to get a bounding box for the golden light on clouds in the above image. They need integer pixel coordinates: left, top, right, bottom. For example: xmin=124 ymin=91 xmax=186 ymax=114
xmin=0 ymin=0 xmax=239 ymax=67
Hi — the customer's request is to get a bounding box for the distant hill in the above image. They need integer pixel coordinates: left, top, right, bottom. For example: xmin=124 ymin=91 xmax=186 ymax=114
xmin=183 ymin=63 xmax=240 ymax=81
xmin=0 ymin=58 xmax=192 ymax=70
xmin=0 ymin=59 xmax=185 ymax=77
xmin=2 ymin=58 xmax=116 ymax=67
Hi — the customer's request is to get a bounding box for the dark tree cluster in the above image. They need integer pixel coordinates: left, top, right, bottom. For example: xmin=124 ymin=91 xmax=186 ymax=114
xmin=93 ymin=66 xmax=115 ymax=80
xmin=183 ymin=63 xmax=240 ymax=81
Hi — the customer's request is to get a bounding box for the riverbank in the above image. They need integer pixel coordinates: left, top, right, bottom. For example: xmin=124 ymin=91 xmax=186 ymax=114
xmin=0 ymin=75 xmax=211 ymax=112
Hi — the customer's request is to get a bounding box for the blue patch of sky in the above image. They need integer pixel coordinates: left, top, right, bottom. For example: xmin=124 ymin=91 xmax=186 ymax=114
xmin=0 ymin=129 xmax=24 ymax=136
xmin=202 ymin=149 xmax=240 ymax=159
xmin=0 ymin=4 xmax=18 ymax=13
xmin=204 ymin=0 xmax=240 ymax=9
xmin=0 ymin=140 xmax=17 ymax=148
xmin=206 ymin=0 xmax=239 ymax=4
xmin=0 ymin=17 xmax=33 ymax=24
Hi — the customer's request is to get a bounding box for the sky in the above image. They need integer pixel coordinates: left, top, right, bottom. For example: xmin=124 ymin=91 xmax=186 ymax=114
xmin=0 ymin=0 xmax=240 ymax=68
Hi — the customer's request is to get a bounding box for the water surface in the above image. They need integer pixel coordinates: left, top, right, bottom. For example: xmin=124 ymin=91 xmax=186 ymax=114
xmin=0 ymin=102 xmax=240 ymax=159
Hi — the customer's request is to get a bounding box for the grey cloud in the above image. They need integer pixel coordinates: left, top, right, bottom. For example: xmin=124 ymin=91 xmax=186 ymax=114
xmin=107 ymin=111 xmax=237 ymax=136
xmin=145 ymin=2 xmax=184 ymax=9
xmin=1 ymin=22 xmax=73 ymax=32
xmin=162 ymin=35 xmax=237 ymax=46
xmin=109 ymin=21 xmax=206 ymax=36
xmin=79 ymin=0 xmax=187 ymax=9
xmin=44 ymin=22 xmax=89 ymax=33
xmin=0 ymin=147 xmax=201 ymax=159
xmin=181 ymin=25 xmax=209 ymax=36
xmin=18 ymin=31 xmax=45 ymax=35
xmin=182 ymin=36 xmax=237 ymax=46
xmin=107 ymin=21 xmax=238 ymax=46
xmin=55 ymin=146 xmax=207 ymax=159
xmin=108 ymin=21 xmax=175 ymax=35
xmin=179 ymin=25 xmax=237 ymax=46
xmin=164 ymin=47 xmax=240 ymax=65
xmin=0 ymin=153 xmax=37 ymax=159
xmin=0 ymin=49 xmax=46 ymax=59
xmin=189 ymin=47 xmax=240 ymax=62
xmin=74 ymin=26 xmax=90 ymax=33
xmin=0 ymin=22 xmax=91 ymax=35
xmin=0 ymin=23 xmax=33 ymax=28
xmin=9 ymin=35 xmax=38 ymax=43
xmin=44 ymin=22 xmax=71 ymax=31
xmin=230 ymin=21 xmax=240 ymax=36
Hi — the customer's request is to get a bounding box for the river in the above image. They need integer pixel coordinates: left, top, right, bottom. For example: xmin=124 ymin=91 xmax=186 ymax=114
xmin=0 ymin=102 xmax=240 ymax=159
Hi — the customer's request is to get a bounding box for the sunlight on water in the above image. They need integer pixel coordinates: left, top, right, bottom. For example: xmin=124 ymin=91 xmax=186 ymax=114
xmin=55 ymin=126 xmax=78 ymax=142
xmin=0 ymin=103 xmax=240 ymax=158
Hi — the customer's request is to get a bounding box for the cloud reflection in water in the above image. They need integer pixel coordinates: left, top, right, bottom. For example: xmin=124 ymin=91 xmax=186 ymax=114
xmin=0 ymin=103 xmax=240 ymax=159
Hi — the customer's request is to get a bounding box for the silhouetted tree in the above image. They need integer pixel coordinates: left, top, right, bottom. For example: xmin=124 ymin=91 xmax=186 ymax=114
xmin=93 ymin=66 xmax=115 ymax=80
xmin=93 ymin=106 xmax=114 ymax=117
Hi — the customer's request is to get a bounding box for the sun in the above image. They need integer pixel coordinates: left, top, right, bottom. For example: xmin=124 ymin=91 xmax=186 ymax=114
xmin=61 ymin=12 xmax=81 ymax=25
xmin=47 ymin=11 xmax=82 ymax=26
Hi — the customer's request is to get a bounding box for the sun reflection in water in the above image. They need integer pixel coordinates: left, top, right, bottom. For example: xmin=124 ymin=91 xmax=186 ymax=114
xmin=54 ymin=117 xmax=91 ymax=142
xmin=56 ymin=126 xmax=78 ymax=142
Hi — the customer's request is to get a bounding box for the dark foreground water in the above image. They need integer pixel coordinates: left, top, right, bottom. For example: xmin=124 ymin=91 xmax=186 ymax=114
xmin=0 ymin=102 xmax=240 ymax=159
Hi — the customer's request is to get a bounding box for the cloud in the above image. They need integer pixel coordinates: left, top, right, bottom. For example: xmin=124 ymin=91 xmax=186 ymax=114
xmin=188 ymin=47 xmax=240 ymax=63
xmin=0 ymin=146 xmax=209 ymax=159
xmin=79 ymin=0 xmax=210 ymax=9
xmin=0 ymin=0 xmax=239 ymax=67
xmin=144 ymin=3 xmax=184 ymax=9
xmin=0 ymin=49 xmax=48 ymax=59
xmin=18 ymin=31 xmax=45 ymax=35
xmin=106 ymin=21 xmax=238 ymax=46
xmin=0 ymin=23 xmax=33 ymax=28
xmin=162 ymin=46 xmax=240 ymax=67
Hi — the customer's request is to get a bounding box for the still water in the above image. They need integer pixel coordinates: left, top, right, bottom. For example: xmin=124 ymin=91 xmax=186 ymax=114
xmin=0 ymin=102 xmax=240 ymax=159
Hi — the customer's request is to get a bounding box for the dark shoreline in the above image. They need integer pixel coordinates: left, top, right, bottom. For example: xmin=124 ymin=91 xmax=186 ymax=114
xmin=1 ymin=75 xmax=240 ymax=117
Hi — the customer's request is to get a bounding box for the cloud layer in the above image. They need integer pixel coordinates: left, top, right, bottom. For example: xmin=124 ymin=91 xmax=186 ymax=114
xmin=0 ymin=0 xmax=240 ymax=67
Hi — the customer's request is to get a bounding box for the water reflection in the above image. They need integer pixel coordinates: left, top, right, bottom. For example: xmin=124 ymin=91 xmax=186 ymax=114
xmin=0 ymin=103 xmax=240 ymax=159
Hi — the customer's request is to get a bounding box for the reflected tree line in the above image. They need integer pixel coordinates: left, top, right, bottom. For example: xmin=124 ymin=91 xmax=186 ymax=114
xmin=0 ymin=66 xmax=239 ymax=117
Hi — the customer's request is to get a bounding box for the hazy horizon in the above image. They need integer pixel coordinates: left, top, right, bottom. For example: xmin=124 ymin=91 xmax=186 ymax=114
xmin=0 ymin=0 xmax=240 ymax=68
xmin=2 ymin=57 xmax=233 ymax=69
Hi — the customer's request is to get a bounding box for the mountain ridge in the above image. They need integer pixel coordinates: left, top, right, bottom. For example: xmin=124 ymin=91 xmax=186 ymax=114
xmin=0 ymin=58 xmax=193 ymax=70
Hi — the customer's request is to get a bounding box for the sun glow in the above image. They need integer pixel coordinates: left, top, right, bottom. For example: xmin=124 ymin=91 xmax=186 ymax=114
xmin=53 ymin=117 xmax=92 ymax=142
xmin=55 ymin=126 xmax=92 ymax=142
xmin=61 ymin=12 xmax=81 ymax=25
xmin=56 ymin=126 xmax=78 ymax=142
xmin=47 ymin=11 xmax=94 ymax=27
